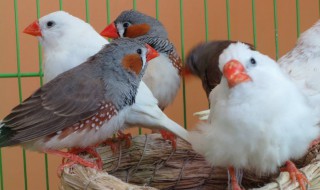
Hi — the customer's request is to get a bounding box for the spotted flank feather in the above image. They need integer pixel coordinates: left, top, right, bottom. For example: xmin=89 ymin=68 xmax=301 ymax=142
xmin=46 ymin=102 xmax=118 ymax=141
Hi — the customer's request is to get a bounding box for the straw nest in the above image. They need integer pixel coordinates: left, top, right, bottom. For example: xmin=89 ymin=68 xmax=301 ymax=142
xmin=60 ymin=134 xmax=320 ymax=190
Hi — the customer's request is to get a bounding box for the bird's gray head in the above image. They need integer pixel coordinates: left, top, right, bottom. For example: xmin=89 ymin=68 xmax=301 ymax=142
xmin=90 ymin=38 xmax=158 ymax=108
xmin=96 ymin=38 xmax=158 ymax=79
xmin=23 ymin=11 xmax=97 ymax=49
xmin=100 ymin=10 xmax=167 ymax=39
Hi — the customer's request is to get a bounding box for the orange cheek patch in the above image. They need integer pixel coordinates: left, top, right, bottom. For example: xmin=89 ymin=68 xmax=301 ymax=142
xmin=122 ymin=54 xmax=143 ymax=75
xmin=125 ymin=24 xmax=151 ymax=38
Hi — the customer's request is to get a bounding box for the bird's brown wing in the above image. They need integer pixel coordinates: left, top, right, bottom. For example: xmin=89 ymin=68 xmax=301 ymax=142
xmin=1 ymin=63 xmax=105 ymax=145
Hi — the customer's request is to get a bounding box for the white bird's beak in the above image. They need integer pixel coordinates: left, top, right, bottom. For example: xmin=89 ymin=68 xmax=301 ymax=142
xmin=223 ymin=59 xmax=252 ymax=88
xmin=23 ymin=20 xmax=42 ymax=37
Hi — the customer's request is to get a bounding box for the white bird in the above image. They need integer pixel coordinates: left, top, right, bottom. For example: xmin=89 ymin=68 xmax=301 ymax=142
xmin=279 ymin=20 xmax=320 ymax=114
xmin=188 ymin=42 xmax=319 ymax=190
xmin=23 ymin=11 xmax=188 ymax=150
xmin=194 ymin=19 xmax=320 ymax=122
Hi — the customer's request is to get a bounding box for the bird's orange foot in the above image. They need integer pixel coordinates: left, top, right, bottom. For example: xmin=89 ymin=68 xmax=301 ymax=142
xmin=280 ymin=160 xmax=309 ymax=190
xmin=228 ymin=166 xmax=243 ymax=190
xmin=61 ymin=147 xmax=103 ymax=170
xmin=160 ymin=130 xmax=177 ymax=149
xmin=46 ymin=149 xmax=98 ymax=177
xmin=117 ymin=131 xmax=132 ymax=148
xmin=102 ymin=138 xmax=120 ymax=154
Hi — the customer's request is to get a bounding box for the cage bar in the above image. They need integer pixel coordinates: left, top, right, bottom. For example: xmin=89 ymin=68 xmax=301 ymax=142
xmin=204 ymin=0 xmax=209 ymax=42
xmin=251 ymin=0 xmax=257 ymax=48
xmin=179 ymin=0 xmax=187 ymax=129
xmin=226 ymin=0 xmax=231 ymax=40
xmin=13 ymin=0 xmax=29 ymax=189
xmin=273 ymin=0 xmax=279 ymax=60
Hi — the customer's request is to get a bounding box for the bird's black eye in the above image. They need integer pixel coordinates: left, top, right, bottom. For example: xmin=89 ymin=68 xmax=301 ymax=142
xmin=250 ymin=58 xmax=256 ymax=65
xmin=46 ymin=21 xmax=55 ymax=28
xmin=136 ymin=48 xmax=142 ymax=55
xmin=123 ymin=22 xmax=130 ymax=28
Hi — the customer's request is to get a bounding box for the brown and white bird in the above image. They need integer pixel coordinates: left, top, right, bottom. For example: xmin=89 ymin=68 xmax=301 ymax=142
xmin=188 ymin=42 xmax=319 ymax=190
xmin=22 ymin=11 xmax=189 ymax=151
xmin=184 ymin=41 xmax=255 ymax=120
xmin=100 ymin=10 xmax=181 ymax=111
xmin=0 ymin=38 xmax=159 ymax=172
xmin=185 ymin=40 xmax=255 ymax=97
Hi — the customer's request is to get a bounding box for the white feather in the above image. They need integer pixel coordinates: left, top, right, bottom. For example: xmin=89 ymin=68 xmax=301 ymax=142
xmin=189 ymin=42 xmax=319 ymax=174
xmin=142 ymin=54 xmax=180 ymax=109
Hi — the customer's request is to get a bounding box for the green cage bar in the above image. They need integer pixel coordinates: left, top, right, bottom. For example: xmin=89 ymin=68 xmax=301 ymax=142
xmin=133 ymin=0 xmax=137 ymax=10
xmin=226 ymin=0 xmax=231 ymax=40
xmin=296 ymin=0 xmax=300 ymax=37
xmin=13 ymin=0 xmax=29 ymax=189
xmin=179 ymin=0 xmax=187 ymax=129
xmin=0 ymin=148 xmax=3 ymax=190
xmin=204 ymin=0 xmax=209 ymax=42
xmin=155 ymin=0 xmax=159 ymax=20
xmin=273 ymin=0 xmax=279 ymax=60
xmin=106 ymin=0 xmax=111 ymax=25
xmin=59 ymin=0 xmax=63 ymax=10
xmin=35 ymin=1 xmax=50 ymax=190
xmin=251 ymin=0 xmax=257 ymax=48
xmin=85 ymin=0 xmax=90 ymax=23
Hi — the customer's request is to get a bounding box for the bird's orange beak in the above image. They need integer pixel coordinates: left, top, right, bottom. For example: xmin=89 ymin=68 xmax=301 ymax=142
xmin=100 ymin=23 xmax=119 ymax=38
xmin=146 ymin=44 xmax=159 ymax=62
xmin=23 ymin=20 xmax=42 ymax=37
xmin=223 ymin=59 xmax=252 ymax=88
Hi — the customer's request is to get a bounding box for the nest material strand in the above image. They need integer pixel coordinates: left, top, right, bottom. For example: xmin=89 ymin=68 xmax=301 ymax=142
xmin=60 ymin=134 xmax=320 ymax=190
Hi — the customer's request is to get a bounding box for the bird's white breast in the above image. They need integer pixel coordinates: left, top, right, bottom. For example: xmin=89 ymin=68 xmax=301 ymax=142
xmin=142 ymin=54 xmax=180 ymax=109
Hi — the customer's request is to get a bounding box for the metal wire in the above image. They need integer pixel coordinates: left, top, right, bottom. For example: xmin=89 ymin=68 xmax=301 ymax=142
xmin=35 ymin=1 xmax=49 ymax=189
xmin=13 ymin=0 xmax=28 ymax=189
xmin=179 ymin=0 xmax=187 ymax=129
xmin=226 ymin=0 xmax=231 ymax=40
xmin=252 ymin=0 xmax=257 ymax=48
xmin=296 ymin=0 xmax=301 ymax=37
xmin=204 ymin=0 xmax=209 ymax=42
xmin=59 ymin=0 xmax=63 ymax=10
xmin=273 ymin=0 xmax=280 ymax=60
xmin=85 ymin=0 xmax=90 ymax=23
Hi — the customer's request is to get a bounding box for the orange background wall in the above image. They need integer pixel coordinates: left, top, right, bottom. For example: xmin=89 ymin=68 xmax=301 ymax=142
xmin=0 ymin=0 xmax=319 ymax=189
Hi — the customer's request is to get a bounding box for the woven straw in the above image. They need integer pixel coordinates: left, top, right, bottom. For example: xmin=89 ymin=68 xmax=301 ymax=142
xmin=60 ymin=134 xmax=320 ymax=190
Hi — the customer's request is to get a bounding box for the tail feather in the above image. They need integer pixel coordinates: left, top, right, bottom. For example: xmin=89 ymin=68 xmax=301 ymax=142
xmin=0 ymin=122 xmax=16 ymax=147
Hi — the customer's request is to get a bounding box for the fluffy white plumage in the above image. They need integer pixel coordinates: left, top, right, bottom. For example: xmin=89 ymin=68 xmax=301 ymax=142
xmin=32 ymin=11 xmax=188 ymax=144
xmin=188 ymin=42 xmax=319 ymax=174
xmin=195 ymin=19 xmax=320 ymax=121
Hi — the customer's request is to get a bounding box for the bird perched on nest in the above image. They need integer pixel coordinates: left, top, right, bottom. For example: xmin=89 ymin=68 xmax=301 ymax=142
xmin=0 ymin=38 xmax=158 ymax=174
xmin=100 ymin=10 xmax=182 ymax=145
xmin=188 ymin=42 xmax=319 ymax=190
xmin=23 ymin=11 xmax=188 ymax=151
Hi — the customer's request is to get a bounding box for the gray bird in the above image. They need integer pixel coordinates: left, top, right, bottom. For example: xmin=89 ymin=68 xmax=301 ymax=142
xmin=0 ymin=38 xmax=159 ymax=172
xmin=100 ymin=10 xmax=181 ymax=111
xmin=185 ymin=40 xmax=255 ymax=97
xmin=100 ymin=10 xmax=182 ymax=148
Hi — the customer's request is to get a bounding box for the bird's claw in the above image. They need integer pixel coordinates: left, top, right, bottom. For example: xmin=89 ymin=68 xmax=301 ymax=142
xmin=117 ymin=131 xmax=132 ymax=148
xmin=160 ymin=130 xmax=177 ymax=149
xmin=280 ymin=160 xmax=309 ymax=190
